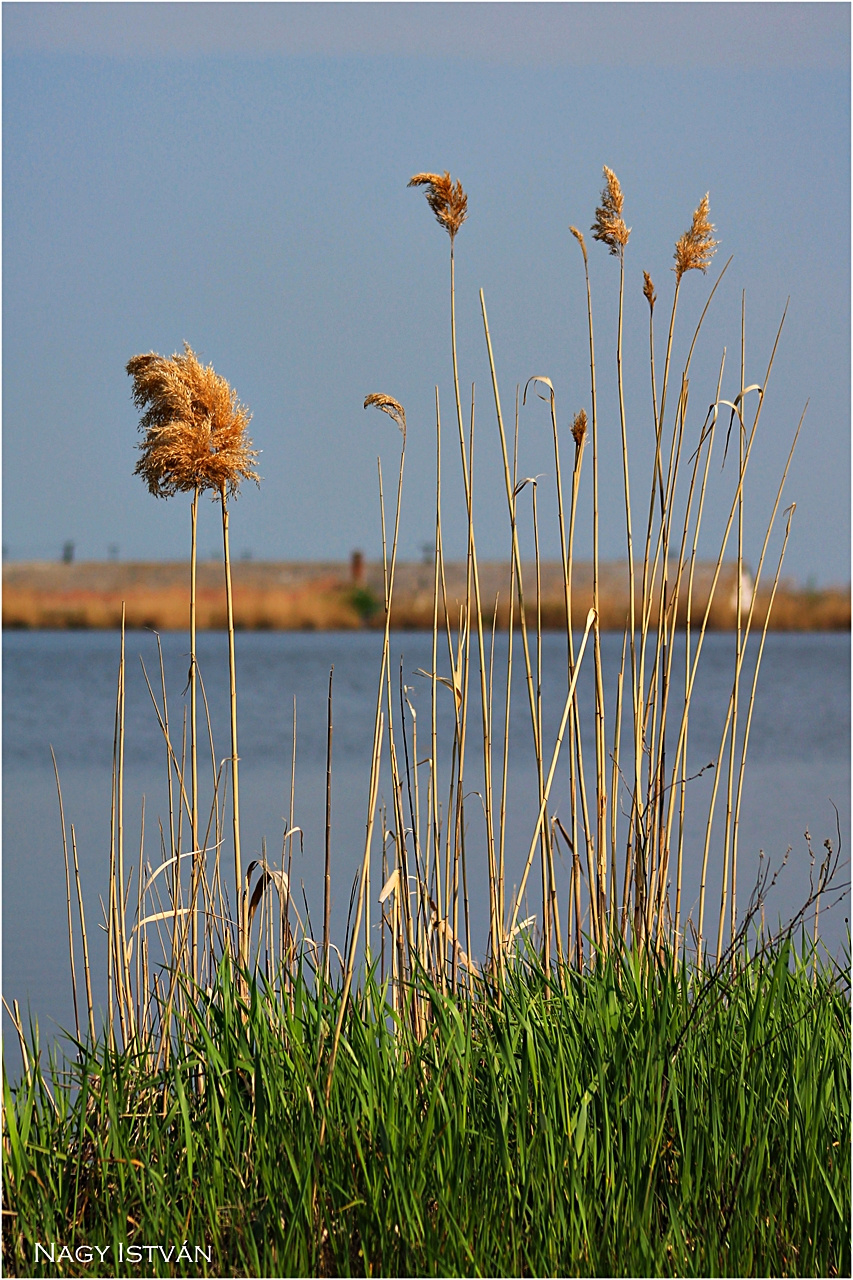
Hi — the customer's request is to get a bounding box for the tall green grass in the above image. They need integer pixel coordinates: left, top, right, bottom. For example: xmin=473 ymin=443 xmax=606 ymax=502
xmin=4 ymin=943 xmax=849 ymax=1276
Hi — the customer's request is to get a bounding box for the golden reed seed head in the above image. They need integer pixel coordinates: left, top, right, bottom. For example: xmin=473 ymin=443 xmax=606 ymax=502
xmin=128 ymin=343 xmax=258 ymax=500
xmin=643 ymin=271 xmax=657 ymax=311
xmin=571 ymin=408 xmax=588 ymax=447
xmin=408 ymin=171 xmax=468 ymax=241
xmin=674 ymin=193 xmax=718 ymax=282
xmin=364 ymin=392 xmax=407 ymax=445
xmin=591 ymin=166 xmax=630 ymax=256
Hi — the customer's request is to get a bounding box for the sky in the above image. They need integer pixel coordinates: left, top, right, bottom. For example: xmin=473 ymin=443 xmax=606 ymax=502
xmin=3 ymin=2 xmax=850 ymax=584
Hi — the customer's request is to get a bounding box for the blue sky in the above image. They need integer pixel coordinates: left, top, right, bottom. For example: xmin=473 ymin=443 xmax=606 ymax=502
xmin=3 ymin=3 xmax=850 ymax=583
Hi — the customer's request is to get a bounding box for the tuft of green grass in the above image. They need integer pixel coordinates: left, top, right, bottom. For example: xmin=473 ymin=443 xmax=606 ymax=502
xmin=4 ymin=943 xmax=849 ymax=1278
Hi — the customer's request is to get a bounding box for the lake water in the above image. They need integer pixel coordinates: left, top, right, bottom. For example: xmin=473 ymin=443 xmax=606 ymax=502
xmin=3 ymin=629 xmax=850 ymax=1070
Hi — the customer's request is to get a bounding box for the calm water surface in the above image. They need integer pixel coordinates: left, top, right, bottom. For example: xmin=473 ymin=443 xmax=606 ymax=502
xmin=3 ymin=629 xmax=850 ymax=1066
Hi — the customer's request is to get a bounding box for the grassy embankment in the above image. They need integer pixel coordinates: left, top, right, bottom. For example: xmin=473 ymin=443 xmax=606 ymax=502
xmin=3 ymin=168 xmax=850 ymax=1276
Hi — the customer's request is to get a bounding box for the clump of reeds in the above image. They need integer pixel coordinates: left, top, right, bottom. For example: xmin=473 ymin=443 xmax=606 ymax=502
xmin=30 ymin=164 xmax=845 ymax=1171
xmin=4 ymin=160 xmax=849 ymax=1277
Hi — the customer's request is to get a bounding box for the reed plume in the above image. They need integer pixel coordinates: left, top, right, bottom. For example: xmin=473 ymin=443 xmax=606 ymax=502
xmin=643 ymin=271 xmax=657 ymax=311
xmin=571 ymin=408 xmax=588 ymax=448
xmin=674 ymin=194 xmax=718 ymax=282
xmin=129 ymin=343 xmax=258 ymax=498
xmin=408 ymin=171 xmax=468 ymax=241
xmin=591 ymin=166 xmax=630 ymax=256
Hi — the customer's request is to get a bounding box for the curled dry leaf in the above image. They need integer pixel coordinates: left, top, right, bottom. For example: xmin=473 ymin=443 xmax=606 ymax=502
xmin=522 ymin=375 xmax=555 ymax=407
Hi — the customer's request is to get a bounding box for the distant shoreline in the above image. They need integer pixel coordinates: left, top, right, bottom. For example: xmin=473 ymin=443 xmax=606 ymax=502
xmin=3 ymin=560 xmax=849 ymax=631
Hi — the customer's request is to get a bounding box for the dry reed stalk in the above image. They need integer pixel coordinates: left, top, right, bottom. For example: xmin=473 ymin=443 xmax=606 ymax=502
xmin=323 ymin=666 xmax=334 ymax=984
xmin=610 ymin=637 xmax=627 ymax=938
xmin=725 ymin=297 xmax=748 ymax=949
xmin=495 ymin=404 xmax=520 ymax=955
xmin=672 ymin=368 xmax=724 ymax=956
xmin=701 ymin=408 xmax=806 ymax=961
xmin=667 ymin=309 xmax=787 ymax=954
xmin=526 ymin=479 xmax=551 ymax=963
xmin=594 ymin=170 xmax=640 ymax=948
xmin=508 ymin=609 xmax=596 ymax=942
xmin=480 ymin=292 xmax=556 ymax=960
xmin=284 ymin=697 xmax=298 ymax=973
xmin=720 ymin=508 xmax=796 ymax=959
xmin=134 ymin=801 xmax=146 ymax=1041
xmin=410 ymin=173 xmax=500 ymax=977
xmin=105 ymin=608 xmax=122 ymax=1046
xmin=375 ymin=448 xmax=418 ymax=1007
xmin=189 ymin=487 xmax=199 ymax=982
xmin=118 ymin=607 xmax=134 ymax=1040
xmin=220 ymin=489 xmax=245 ymax=968
xmin=569 ymin=226 xmax=607 ymax=950
xmin=70 ymin=825 xmax=95 ymax=1044
xmin=137 ymin=652 xmax=195 ymax=1036
xmin=637 ymin=240 xmax=699 ymax=643
xmin=401 ymin=678 xmax=428 ymax=987
xmin=525 ymin=378 xmax=573 ymax=964
xmin=323 ymin=396 xmax=406 ymax=1129
xmin=641 ymin=299 xmax=726 ymax=717
xmin=51 ymin=749 xmax=80 ymax=1045
xmin=429 ymin=387 xmax=444 ymax=987
xmin=154 ymin=635 xmax=177 ymax=889
xmin=632 ymin=244 xmax=730 ymax=949
xmin=564 ymin=410 xmax=594 ymax=955
xmin=467 ymin=394 xmax=501 ymax=978
xmin=7 ymin=1000 xmax=30 ymax=1080
xmin=646 ymin=381 xmax=702 ymax=945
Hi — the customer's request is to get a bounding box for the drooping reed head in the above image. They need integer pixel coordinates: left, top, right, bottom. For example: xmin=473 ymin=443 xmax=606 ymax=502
xmin=591 ymin=166 xmax=630 ymax=257
xmin=569 ymin=226 xmax=589 ymax=266
xmin=128 ymin=343 xmax=258 ymax=500
xmin=674 ymin=194 xmax=718 ymax=283
xmin=364 ymin=393 xmax=406 ymax=446
xmin=643 ymin=271 xmax=657 ymax=312
xmin=571 ymin=408 xmax=588 ymax=448
xmin=408 ymin=171 xmax=467 ymax=242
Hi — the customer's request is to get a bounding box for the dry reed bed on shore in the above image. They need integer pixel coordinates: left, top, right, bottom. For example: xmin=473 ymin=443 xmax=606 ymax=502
xmin=3 ymin=560 xmax=849 ymax=630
